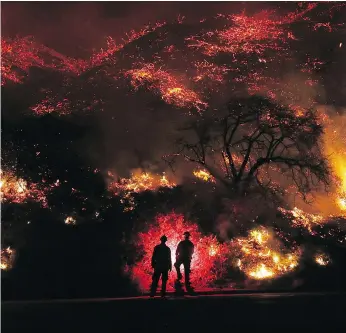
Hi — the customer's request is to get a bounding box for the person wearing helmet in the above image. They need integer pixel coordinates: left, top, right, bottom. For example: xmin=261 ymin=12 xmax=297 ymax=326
xmin=174 ymin=231 xmax=194 ymax=291
xmin=150 ymin=235 xmax=172 ymax=298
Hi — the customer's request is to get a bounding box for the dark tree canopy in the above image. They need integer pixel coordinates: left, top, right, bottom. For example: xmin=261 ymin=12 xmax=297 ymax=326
xmin=174 ymin=96 xmax=330 ymax=200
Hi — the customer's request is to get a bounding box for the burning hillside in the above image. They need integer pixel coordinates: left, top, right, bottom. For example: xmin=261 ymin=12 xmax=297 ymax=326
xmin=2 ymin=3 xmax=340 ymax=115
xmin=1 ymin=2 xmax=346 ymax=295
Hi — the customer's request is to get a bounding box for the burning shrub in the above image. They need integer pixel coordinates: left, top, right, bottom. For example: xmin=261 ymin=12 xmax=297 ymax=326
xmin=126 ymin=212 xmax=228 ymax=291
xmin=230 ymin=226 xmax=301 ymax=280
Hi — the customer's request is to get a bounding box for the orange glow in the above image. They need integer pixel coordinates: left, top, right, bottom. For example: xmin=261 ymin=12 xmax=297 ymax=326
xmin=317 ymin=114 xmax=346 ymax=216
xmin=325 ymin=120 xmax=346 ymax=213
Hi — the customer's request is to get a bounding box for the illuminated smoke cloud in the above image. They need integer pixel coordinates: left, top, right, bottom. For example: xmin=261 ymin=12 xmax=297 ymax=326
xmin=321 ymin=114 xmax=346 ymax=216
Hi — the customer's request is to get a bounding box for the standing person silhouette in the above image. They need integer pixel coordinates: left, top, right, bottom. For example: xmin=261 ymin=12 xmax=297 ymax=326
xmin=150 ymin=235 xmax=172 ymax=298
xmin=174 ymin=231 xmax=194 ymax=291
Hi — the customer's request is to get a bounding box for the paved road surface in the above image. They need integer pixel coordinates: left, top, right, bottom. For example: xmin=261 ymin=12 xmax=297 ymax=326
xmin=3 ymin=292 xmax=346 ymax=332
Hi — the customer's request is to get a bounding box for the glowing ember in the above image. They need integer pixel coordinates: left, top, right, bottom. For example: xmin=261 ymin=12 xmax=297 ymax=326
xmin=109 ymin=170 xmax=176 ymax=211
xmin=193 ymin=60 xmax=230 ymax=84
xmin=30 ymin=84 xmax=104 ymax=116
xmin=125 ymin=63 xmax=207 ymax=112
xmin=231 ymin=227 xmax=300 ymax=280
xmin=65 ymin=216 xmax=76 ymax=225
xmin=1 ymin=247 xmax=15 ymax=271
xmin=127 ymin=212 xmax=228 ymax=290
xmin=314 ymin=253 xmax=330 ymax=266
xmin=193 ymin=169 xmax=216 ymax=183
xmin=30 ymin=95 xmax=72 ymax=116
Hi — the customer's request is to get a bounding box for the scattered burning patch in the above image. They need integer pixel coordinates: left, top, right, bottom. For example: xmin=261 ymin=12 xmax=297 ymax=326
xmin=109 ymin=170 xmax=176 ymax=211
xmin=279 ymin=207 xmax=325 ymax=233
xmin=65 ymin=216 xmax=76 ymax=225
xmin=127 ymin=212 xmax=228 ymax=290
xmin=314 ymin=252 xmax=330 ymax=266
xmin=125 ymin=63 xmax=207 ymax=112
xmin=0 ymin=169 xmax=51 ymax=207
xmin=1 ymin=247 xmax=15 ymax=271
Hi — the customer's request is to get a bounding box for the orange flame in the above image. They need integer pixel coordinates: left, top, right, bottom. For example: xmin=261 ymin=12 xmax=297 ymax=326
xmin=231 ymin=227 xmax=300 ymax=280
xmin=109 ymin=170 xmax=176 ymax=211
xmin=193 ymin=169 xmax=216 ymax=183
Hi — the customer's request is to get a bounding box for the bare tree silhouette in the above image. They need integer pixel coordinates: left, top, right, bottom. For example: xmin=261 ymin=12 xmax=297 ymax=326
xmin=168 ymin=96 xmax=330 ymax=201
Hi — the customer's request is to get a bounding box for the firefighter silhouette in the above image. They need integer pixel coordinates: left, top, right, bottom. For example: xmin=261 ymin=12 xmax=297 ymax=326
xmin=174 ymin=231 xmax=194 ymax=291
xmin=150 ymin=235 xmax=172 ymax=298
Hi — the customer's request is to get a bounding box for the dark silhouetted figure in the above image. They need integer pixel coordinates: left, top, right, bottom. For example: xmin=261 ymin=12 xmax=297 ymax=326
xmin=150 ymin=235 xmax=172 ymax=298
xmin=174 ymin=231 xmax=194 ymax=291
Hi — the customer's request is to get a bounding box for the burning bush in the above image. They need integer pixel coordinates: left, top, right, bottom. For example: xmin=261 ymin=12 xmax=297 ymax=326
xmin=230 ymin=227 xmax=301 ymax=280
xmin=126 ymin=212 xmax=228 ymax=291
